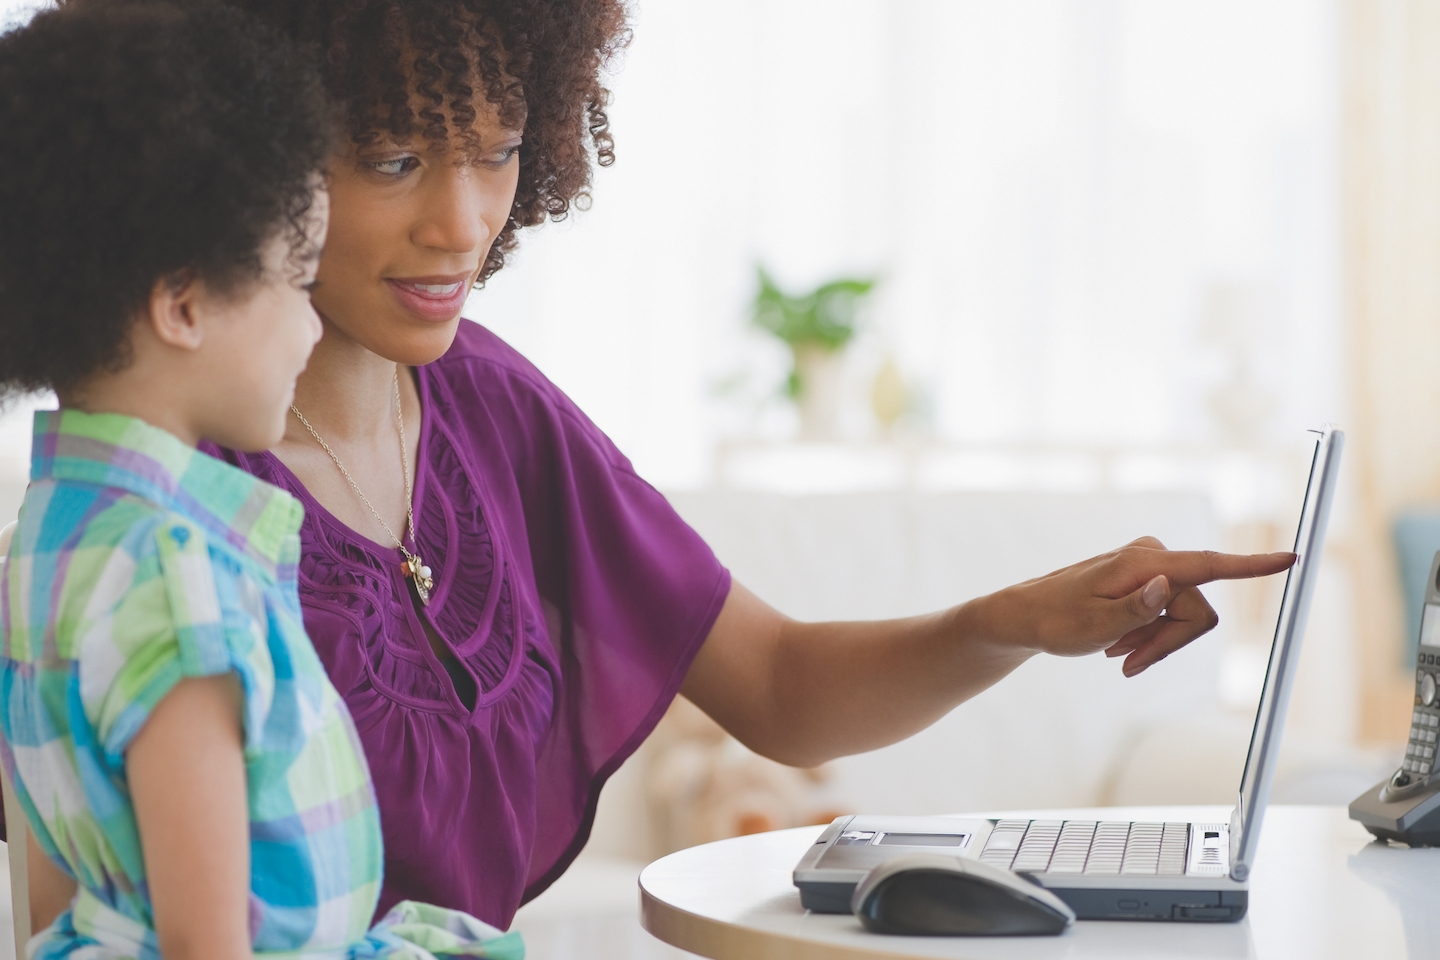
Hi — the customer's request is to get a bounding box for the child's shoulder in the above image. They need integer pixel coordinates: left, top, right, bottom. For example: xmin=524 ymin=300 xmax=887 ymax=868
xmin=16 ymin=476 xmax=213 ymax=569
xmin=8 ymin=478 xmax=239 ymax=658
xmin=6 ymin=477 xmax=277 ymax=761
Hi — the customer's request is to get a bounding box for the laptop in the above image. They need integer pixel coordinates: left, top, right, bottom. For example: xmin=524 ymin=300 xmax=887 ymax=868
xmin=793 ymin=424 xmax=1343 ymax=922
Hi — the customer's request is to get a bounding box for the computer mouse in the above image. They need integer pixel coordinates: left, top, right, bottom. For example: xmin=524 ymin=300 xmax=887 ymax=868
xmin=850 ymin=853 xmax=1075 ymax=936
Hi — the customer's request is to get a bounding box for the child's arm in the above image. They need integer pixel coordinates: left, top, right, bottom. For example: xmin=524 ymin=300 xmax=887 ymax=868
xmin=128 ymin=675 xmax=251 ymax=960
xmin=27 ymin=828 xmax=77 ymax=934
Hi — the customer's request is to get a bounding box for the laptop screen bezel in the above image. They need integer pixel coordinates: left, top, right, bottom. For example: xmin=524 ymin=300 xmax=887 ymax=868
xmin=1228 ymin=425 xmax=1343 ymax=880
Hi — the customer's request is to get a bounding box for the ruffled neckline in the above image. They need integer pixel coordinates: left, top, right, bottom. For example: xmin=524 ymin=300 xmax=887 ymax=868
xmin=252 ymin=365 xmax=531 ymax=719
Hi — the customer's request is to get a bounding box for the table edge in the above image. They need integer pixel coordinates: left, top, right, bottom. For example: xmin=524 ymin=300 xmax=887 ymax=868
xmin=636 ymin=807 xmax=1353 ymax=960
xmin=639 ymin=881 xmax=993 ymax=960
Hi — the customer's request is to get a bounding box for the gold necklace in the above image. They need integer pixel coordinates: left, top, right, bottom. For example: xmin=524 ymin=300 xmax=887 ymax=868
xmin=291 ymin=369 xmax=434 ymax=604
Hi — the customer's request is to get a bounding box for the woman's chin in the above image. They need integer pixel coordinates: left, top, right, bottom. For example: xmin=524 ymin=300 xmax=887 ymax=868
xmin=344 ymin=315 xmax=464 ymax=366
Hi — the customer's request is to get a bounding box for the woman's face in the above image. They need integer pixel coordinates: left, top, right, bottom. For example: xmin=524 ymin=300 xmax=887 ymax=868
xmin=312 ymin=99 xmax=522 ymax=365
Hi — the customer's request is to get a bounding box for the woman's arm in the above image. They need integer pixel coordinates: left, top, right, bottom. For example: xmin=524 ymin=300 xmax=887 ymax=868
xmin=128 ymin=675 xmax=250 ymax=960
xmin=681 ymin=537 xmax=1295 ymax=767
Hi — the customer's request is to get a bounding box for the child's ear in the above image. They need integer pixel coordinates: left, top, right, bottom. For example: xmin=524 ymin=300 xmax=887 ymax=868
xmin=145 ymin=271 xmax=206 ymax=352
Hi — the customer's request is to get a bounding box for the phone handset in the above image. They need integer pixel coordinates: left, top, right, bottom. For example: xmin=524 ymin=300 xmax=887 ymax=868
xmin=1384 ymin=602 xmax=1440 ymax=801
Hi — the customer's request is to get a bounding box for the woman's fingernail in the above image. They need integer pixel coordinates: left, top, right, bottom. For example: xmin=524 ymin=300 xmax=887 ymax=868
xmin=1142 ymin=575 xmax=1167 ymax=609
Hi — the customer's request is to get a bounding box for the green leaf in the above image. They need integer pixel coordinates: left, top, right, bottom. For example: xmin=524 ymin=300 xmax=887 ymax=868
xmin=749 ymin=265 xmax=877 ymax=352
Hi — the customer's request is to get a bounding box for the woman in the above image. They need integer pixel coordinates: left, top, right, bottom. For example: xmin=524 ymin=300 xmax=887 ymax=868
xmin=33 ymin=0 xmax=1292 ymax=932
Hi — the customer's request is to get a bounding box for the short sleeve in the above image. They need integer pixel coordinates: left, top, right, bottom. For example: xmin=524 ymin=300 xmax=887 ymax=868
xmin=436 ymin=325 xmax=732 ymax=899
xmin=84 ymin=517 xmax=273 ymax=765
xmin=524 ymin=382 xmax=730 ymax=894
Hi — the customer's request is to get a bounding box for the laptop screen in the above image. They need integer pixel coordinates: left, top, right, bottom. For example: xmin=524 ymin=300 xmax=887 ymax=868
xmin=1228 ymin=425 xmax=1343 ymax=880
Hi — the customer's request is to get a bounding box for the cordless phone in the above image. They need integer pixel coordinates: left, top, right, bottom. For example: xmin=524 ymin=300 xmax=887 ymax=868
xmin=1395 ymin=598 xmax=1440 ymax=792
xmin=1350 ymin=550 xmax=1440 ymax=844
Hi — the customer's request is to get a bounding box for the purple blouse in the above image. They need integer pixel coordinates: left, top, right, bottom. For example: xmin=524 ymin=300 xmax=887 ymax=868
xmin=209 ymin=322 xmax=730 ymax=928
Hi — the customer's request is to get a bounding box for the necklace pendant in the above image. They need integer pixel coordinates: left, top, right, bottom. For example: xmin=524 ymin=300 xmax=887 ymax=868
xmin=402 ymin=554 xmax=435 ymax=605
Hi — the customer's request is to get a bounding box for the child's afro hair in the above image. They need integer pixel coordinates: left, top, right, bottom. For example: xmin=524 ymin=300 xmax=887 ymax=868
xmin=0 ymin=0 xmax=334 ymax=399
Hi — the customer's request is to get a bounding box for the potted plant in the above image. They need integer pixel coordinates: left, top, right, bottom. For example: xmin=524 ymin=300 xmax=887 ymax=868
xmin=751 ymin=266 xmax=876 ymax=440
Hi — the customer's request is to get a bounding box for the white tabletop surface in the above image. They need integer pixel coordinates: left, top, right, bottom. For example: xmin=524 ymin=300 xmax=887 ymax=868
xmin=638 ymin=805 xmax=1440 ymax=960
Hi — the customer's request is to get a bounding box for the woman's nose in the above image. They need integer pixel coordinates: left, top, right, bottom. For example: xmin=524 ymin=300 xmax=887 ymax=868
xmin=410 ymin=164 xmax=502 ymax=255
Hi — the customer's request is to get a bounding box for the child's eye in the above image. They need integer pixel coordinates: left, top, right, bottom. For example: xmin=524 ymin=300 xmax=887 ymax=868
xmin=365 ymin=156 xmax=420 ymax=177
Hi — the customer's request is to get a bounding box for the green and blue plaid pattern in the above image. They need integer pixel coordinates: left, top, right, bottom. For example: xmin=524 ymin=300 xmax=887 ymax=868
xmin=1 ymin=410 xmax=521 ymax=960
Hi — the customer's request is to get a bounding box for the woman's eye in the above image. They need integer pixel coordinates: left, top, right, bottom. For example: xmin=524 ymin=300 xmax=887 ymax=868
xmin=366 ymin=156 xmax=419 ymax=177
xmin=485 ymin=145 xmax=521 ymax=167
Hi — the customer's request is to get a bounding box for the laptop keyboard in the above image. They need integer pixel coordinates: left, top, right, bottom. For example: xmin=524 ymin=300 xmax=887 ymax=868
xmin=978 ymin=819 xmax=1190 ymax=876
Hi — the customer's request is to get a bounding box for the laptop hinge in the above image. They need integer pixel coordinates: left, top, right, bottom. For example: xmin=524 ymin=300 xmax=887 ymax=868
xmin=1227 ymin=802 xmax=1248 ymax=881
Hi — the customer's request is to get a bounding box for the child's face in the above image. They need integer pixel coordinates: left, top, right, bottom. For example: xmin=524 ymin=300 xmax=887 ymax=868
xmin=196 ymin=191 xmax=328 ymax=451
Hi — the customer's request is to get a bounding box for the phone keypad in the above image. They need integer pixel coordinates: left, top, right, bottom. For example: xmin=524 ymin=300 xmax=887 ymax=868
xmin=1404 ymin=711 xmax=1437 ymax=775
xmin=1404 ymin=648 xmax=1440 ymax=778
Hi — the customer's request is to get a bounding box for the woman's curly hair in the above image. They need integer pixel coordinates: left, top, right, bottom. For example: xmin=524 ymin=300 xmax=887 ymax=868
xmin=224 ymin=0 xmax=631 ymax=284
xmin=0 ymin=1 xmax=333 ymax=400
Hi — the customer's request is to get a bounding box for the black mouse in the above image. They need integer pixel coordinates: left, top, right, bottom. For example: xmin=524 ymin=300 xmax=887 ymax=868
xmin=850 ymin=853 xmax=1075 ymax=936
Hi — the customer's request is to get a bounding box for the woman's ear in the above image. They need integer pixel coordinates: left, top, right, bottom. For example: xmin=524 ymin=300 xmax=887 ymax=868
xmin=144 ymin=271 xmax=206 ymax=352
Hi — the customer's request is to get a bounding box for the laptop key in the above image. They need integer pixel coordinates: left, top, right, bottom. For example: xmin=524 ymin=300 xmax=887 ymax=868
xmin=979 ymin=820 xmax=1030 ymax=869
xmin=1046 ymin=820 xmax=1096 ymax=874
xmin=1121 ymin=822 xmax=1165 ymax=874
xmin=1158 ymin=822 xmax=1188 ymax=875
xmin=1083 ymin=821 xmax=1131 ymax=875
xmin=1011 ymin=820 xmax=1062 ymax=872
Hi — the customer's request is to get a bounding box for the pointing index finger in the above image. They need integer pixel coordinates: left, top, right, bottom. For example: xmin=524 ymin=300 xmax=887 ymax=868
xmin=1152 ymin=550 xmax=1296 ymax=586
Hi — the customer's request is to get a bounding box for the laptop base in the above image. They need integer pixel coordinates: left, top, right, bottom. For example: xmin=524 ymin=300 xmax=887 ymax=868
xmin=799 ymin=880 xmax=1247 ymax=922
xmin=1048 ymin=887 xmax=1247 ymax=921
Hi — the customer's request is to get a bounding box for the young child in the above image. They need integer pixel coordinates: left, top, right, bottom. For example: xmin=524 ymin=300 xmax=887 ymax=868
xmin=0 ymin=4 xmax=521 ymax=958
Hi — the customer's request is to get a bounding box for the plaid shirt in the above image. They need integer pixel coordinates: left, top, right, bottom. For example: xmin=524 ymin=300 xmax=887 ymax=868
xmin=1 ymin=411 xmax=519 ymax=960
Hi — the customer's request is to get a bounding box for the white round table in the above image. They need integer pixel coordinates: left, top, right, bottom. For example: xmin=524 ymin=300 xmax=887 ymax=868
xmin=638 ymin=805 xmax=1439 ymax=959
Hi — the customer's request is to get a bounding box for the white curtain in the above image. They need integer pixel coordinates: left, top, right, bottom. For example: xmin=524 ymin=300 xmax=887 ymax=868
xmin=474 ymin=0 xmax=1342 ymax=489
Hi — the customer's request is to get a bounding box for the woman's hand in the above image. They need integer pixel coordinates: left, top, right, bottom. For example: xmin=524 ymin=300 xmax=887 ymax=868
xmin=964 ymin=536 xmax=1296 ymax=677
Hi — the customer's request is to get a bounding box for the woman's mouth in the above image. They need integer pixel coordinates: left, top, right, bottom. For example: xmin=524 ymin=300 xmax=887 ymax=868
xmin=385 ymin=274 xmax=472 ymax=320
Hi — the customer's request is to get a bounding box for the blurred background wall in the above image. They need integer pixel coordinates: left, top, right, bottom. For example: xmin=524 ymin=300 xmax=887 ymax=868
xmin=3 ymin=0 xmax=1440 ymax=957
xmin=1343 ymin=0 xmax=1440 ymax=743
